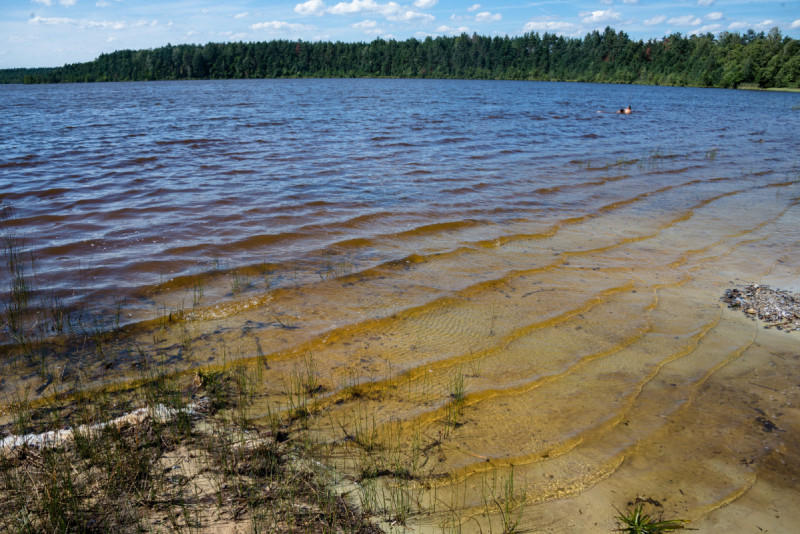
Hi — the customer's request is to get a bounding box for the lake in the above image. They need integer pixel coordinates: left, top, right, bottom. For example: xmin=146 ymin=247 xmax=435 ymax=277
xmin=2 ymin=79 xmax=800 ymax=532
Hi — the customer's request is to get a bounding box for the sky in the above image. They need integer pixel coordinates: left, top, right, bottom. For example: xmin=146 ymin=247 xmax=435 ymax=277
xmin=1 ymin=0 xmax=799 ymax=69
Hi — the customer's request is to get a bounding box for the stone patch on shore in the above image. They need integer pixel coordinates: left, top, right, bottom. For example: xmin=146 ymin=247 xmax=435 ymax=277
xmin=723 ymin=284 xmax=800 ymax=332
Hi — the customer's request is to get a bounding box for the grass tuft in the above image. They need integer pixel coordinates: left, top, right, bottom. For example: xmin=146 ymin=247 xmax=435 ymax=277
xmin=615 ymin=503 xmax=692 ymax=533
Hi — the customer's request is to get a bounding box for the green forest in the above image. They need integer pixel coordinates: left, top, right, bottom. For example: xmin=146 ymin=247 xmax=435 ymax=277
xmin=2 ymin=26 xmax=799 ymax=88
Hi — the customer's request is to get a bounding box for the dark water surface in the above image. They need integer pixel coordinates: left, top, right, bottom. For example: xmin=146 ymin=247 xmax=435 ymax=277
xmin=2 ymin=79 xmax=797 ymax=307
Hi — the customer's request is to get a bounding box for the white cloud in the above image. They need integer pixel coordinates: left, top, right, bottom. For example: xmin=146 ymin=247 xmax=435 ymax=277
xmin=28 ymin=15 xmax=152 ymax=29
xmin=329 ymin=0 xmax=376 ymax=15
xmin=85 ymin=19 xmax=127 ymax=29
xmin=294 ymin=0 xmax=434 ymax=23
xmin=621 ymin=0 xmax=638 ymax=3
xmin=522 ymin=19 xmax=578 ymax=33
xmin=325 ymin=0 xmax=431 ymax=22
xmin=467 ymin=4 xmax=480 ymax=11
xmin=29 ymin=15 xmax=75 ymax=25
xmin=705 ymin=12 xmax=723 ymax=21
xmin=697 ymin=0 xmax=714 ymax=5
xmin=413 ymin=0 xmax=437 ymax=8
xmin=295 ymin=0 xmax=327 ymax=16
xmin=398 ymin=10 xmax=434 ymax=22
xmin=437 ymin=24 xmax=470 ymax=34
xmin=251 ymin=20 xmax=315 ymax=31
xmin=353 ymin=19 xmax=378 ymax=29
xmin=218 ymin=31 xmax=249 ymax=40
xmin=728 ymin=20 xmax=777 ymax=32
xmin=580 ymin=10 xmax=621 ymax=24
xmin=60 ymin=0 xmax=77 ymax=6
xmin=31 ymin=0 xmax=52 ymax=5
xmin=668 ymin=15 xmax=702 ymax=26
xmin=358 ymin=26 xmax=383 ymax=35
xmin=234 ymin=12 xmax=249 ymax=19
xmin=792 ymin=19 xmax=800 ymax=29
xmin=643 ymin=15 xmax=666 ymax=26
xmin=690 ymin=24 xmax=721 ymax=34
xmin=475 ymin=12 xmax=501 ymax=23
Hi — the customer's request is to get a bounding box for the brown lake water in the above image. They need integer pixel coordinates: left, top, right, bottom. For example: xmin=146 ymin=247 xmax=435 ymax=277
xmin=2 ymin=79 xmax=800 ymax=532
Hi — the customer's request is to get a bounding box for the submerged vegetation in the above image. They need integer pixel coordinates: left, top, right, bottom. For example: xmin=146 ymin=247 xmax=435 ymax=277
xmin=2 ymin=26 xmax=799 ymax=88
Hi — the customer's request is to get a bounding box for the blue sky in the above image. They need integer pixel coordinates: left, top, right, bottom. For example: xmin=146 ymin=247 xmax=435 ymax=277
xmin=2 ymin=0 xmax=799 ymax=68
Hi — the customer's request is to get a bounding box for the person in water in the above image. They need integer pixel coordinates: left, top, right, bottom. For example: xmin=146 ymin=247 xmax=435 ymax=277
xmin=616 ymin=105 xmax=632 ymax=114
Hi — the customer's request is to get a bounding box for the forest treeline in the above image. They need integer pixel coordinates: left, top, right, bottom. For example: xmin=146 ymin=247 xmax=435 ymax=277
xmin=2 ymin=26 xmax=799 ymax=88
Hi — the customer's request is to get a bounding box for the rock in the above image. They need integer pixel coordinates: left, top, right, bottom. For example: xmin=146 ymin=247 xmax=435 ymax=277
xmin=722 ymin=284 xmax=800 ymax=333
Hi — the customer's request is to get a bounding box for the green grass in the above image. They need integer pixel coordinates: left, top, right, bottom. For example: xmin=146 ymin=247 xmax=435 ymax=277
xmin=615 ymin=503 xmax=692 ymax=533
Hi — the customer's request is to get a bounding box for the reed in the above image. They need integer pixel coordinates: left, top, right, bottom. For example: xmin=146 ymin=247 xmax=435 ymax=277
xmin=342 ymin=370 xmax=370 ymax=401
xmin=231 ymin=268 xmax=246 ymax=295
xmin=261 ymin=260 xmax=276 ymax=288
xmin=442 ymin=366 xmax=467 ymax=436
xmin=349 ymin=407 xmax=380 ymax=453
xmin=319 ymin=248 xmax=356 ymax=280
xmin=485 ymin=466 xmax=525 ymax=534
xmin=180 ymin=323 xmax=193 ymax=354
xmin=383 ymin=477 xmax=415 ymax=525
xmin=283 ymin=354 xmax=321 ymax=422
xmin=268 ymin=302 xmax=298 ymax=329
xmin=1 ymin=208 xmax=35 ymax=347
xmin=191 ymin=275 xmax=204 ymax=307
xmin=435 ymin=472 xmax=469 ymax=531
xmin=7 ymin=386 xmax=33 ymax=435
xmin=253 ymin=336 xmax=269 ymax=383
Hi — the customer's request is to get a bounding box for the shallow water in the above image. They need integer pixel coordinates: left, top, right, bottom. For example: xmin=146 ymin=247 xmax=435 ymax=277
xmin=2 ymin=79 xmax=800 ymax=532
